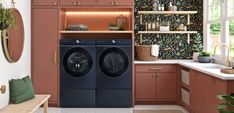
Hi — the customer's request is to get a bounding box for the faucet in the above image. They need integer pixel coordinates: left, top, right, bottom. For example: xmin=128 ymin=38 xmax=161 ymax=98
xmin=213 ymin=43 xmax=231 ymax=67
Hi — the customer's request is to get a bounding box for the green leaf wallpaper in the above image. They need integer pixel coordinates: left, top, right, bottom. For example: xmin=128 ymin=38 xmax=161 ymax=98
xmin=134 ymin=0 xmax=203 ymax=59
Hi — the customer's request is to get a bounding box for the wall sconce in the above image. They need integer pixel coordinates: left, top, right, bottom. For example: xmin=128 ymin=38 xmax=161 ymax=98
xmin=0 ymin=85 xmax=6 ymax=94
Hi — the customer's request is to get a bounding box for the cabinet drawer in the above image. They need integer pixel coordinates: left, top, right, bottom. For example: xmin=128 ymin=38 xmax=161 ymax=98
xmin=181 ymin=88 xmax=190 ymax=106
xmin=181 ymin=70 xmax=190 ymax=86
xmin=136 ymin=65 xmax=176 ymax=72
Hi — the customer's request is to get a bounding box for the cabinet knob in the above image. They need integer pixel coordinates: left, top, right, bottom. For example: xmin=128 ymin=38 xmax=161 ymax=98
xmin=115 ymin=2 xmax=119 ymax=5
xmin=0 ymin=85 xmax=6 ymax=94
xmin=77 ymin=1 xmax=81 ymax=5
xmin=73 ymin=1 xmax=77 ymax=5
xmin=53 ymin=1 xmax=57 ymax=5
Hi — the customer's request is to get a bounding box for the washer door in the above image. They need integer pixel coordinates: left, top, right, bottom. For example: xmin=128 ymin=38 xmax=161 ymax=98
xmin=99 ymin=47 xmax=129 ymax=78
xmin=63 ymin=47 xmax=93 ymax=77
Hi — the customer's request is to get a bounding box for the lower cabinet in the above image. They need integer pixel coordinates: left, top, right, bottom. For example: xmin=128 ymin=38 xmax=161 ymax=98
xmin=135 ymin=64 xmax=177 ymax=103
xmin=190 ymin=70 xmax=226 ymax=113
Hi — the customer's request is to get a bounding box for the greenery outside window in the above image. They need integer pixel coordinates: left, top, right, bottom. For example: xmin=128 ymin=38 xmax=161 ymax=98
xmin=204 ymin=0 xmax=234 ymax=64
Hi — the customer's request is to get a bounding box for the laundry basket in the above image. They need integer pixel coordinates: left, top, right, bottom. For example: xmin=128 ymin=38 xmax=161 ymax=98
xmin=135 ymin=45 xmax=158 ymax=61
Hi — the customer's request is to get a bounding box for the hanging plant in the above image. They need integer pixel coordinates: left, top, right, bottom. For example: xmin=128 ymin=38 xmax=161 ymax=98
xmin=0 ymin=3 xmax=15 ymax=30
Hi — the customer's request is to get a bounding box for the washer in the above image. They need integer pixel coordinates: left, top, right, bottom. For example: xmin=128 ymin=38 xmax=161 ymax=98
xmin=96 ymin=39 xmax=132 ymax=107
xmin=60 ymin=39 xmax=95 ymax=107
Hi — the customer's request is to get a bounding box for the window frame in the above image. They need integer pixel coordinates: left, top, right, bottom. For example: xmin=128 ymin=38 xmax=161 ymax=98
xmin=204 ymin=0 xmax=234 ymax=65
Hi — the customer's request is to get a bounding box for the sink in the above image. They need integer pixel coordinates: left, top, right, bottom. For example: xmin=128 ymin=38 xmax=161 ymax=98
xmin=197 ymin=64 xmax=226 ymax=69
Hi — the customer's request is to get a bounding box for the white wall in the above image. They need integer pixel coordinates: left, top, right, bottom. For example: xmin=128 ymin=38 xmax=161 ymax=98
xmin=0 ymin=0 xmax=31 ymax=109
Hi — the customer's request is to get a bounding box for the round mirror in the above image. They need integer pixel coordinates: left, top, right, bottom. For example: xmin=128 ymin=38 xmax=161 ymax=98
xmin=1 ymin=8 xmax=24 ymax=63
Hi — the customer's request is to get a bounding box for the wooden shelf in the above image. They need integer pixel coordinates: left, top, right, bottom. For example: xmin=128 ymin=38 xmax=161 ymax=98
xmin=60 ymin=30 xmax=133 ymax=34
xmin=138 ymin=11 xmax=198 ymax=15
xmin=138 ymin=31 xmax=198 ymax=34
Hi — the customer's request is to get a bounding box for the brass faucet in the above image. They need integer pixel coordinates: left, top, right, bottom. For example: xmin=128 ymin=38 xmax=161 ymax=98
xmin=213 ymin=43 xmax=231 ymax=67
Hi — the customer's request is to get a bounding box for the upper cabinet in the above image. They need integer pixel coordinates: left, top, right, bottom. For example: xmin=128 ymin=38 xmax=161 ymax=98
xmin=60 ymin=0 xmax=95 ymax=6
xmin=98 ymin=0 xmax=132 ymax=6
xmin=32 ymin=0 xmax=58 ymax=6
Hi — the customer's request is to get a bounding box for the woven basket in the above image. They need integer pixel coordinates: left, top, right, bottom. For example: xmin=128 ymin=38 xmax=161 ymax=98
xmin=135 ymin=45 xmax=158 ymax=61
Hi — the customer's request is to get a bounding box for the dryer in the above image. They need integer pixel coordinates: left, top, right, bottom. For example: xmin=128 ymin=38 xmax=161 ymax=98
xmin=60 ymin=39 xmax=95 ymax=107
xmin=96 ymin=39 xmax=132 ymax=107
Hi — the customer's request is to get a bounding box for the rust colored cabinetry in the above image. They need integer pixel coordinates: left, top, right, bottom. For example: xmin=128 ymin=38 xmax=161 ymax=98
xmin=32 ymin=0 xmax=58 ymax=6
xmin=60 ymin=0 xmax=95 ymax=6
xmin=135 ymin=64 xmax=177 ymax=103
xmin=98 ymin=0 xmax=132 ymax=6
xmin=32 ymin=8 xmax=59 ymax=106
xmin=190 ymin=70 xmax=226 ymax=113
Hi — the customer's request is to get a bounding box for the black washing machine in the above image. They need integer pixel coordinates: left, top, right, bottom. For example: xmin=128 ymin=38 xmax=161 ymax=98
xmin=60 ymin=39 xmax=95 ymax=107
xmin=96 ymin=39 xmax=132 ymax=107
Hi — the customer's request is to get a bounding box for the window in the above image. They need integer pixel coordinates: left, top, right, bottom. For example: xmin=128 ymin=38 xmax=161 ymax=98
xmin=204 ymin=0 xmax=234 ymax=63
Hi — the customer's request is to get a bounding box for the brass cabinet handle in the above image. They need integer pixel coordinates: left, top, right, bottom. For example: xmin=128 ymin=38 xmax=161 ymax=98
xmin=115 ymin=1 xmax=118 ymax=5
xmin=111 ymin=1 xmax=115 ymax=5
xmin=0 ymin=85 xmax=6 ymax=94
xmin=53 ymin=1 xmax=57 ymax=5
xmin=152 ymin=73 xmax=156 ymax=77
xmin=77 ymin=1 xmax=81 ymax=5
xmin=149 ymin=68 xmax=162 ymax=71
xmin=157 ymin=73 xmax=159 ymax=77
xmin=73 ymin=1 xmax=77 ymax=5
xmin=54 ymin=50 xmax=57 ymax=64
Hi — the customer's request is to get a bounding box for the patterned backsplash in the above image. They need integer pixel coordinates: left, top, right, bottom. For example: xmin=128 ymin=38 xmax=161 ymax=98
xmin=134 ymin=0 xmax=203 ymax=59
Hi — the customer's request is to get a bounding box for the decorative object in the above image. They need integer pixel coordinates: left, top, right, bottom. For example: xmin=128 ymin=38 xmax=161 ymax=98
xmin=198 ymin=51 xmax=212 ymax=63
xmin=65 ymin=24 xmax=88 ymax=31
xmin=152 ymin=0 xmax=159 ymax=11
xmin=10 ymin=76 xmax=35 ymax=104
xmin=221 ymin=69 xmax=234 ymax=74
xmin=116 ymin=15 xmax=127 ymax=29
xmin=176 ymin=24 xmax=185 ymax=31
xmin=108 ymin=23 xmax=124 ymax=31
xmin=168 ymin=1 xmax=174 ymax=11
xmin=135 ymin=45 xmax=158 ymax=61
xmin=193 ymin=52 xmax=200 ymax=62
xmin=0 ymin=0 xmax=24 ymax=63
xmin=135 ymin=0 xmax=203 ymax=59
xmin=160 ymin=21 xmax=170 ymax=31
xmin=217 ymin=94 xmax=234 ymax=113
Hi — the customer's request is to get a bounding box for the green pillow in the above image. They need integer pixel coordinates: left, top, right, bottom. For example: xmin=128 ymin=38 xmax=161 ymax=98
xmin=10 ymin=76 xmax=35 ymax=104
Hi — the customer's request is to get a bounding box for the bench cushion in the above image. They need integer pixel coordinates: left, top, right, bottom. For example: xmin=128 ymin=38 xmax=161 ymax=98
xmin=10 ymin=76 xmax=35 ymax=104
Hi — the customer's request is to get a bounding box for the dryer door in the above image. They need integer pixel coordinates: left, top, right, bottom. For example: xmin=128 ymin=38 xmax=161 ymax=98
xmin=99 ymin=47 xmax=129 ymax=78
xmin=63 ymin=47 xmax=93 ymax=77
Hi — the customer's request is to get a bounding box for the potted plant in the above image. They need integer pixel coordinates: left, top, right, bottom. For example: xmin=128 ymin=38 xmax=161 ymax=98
xmin=0 ymin=3 xmax=15 ymax=31
xmin=217 ymin=94 xmax=234 ymax=113
xmin=198 ymin=51 xmax=212 ymax=63
xmin=192 ymin=33 xmax=203 ymax=62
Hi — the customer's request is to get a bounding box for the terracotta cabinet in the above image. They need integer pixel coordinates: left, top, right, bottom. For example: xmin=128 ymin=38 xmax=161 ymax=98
xmin=190 ymin=70 xmax=226 ymax=113
xmin=98 ymin=0 xmax=132 ymax=6
xmin=136 ymin=73 xmax=156 ymax=100
xmin=135 ymin=64 xmax=177 ymax=103
xmin=32 ymin=8 xmax=58 ymax=105
xmin=32 ymin=0 xmax=58 ymax=6
xmin=60 ymin=0 xmax=95 ymax=6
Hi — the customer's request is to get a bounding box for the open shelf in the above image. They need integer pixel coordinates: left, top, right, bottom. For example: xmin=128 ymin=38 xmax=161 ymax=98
xmin=138 ymin=11 xmax=198 ymax=15
xmin=60 ymin=30 xmax=133 ymax=34
xmin=138 ymin=31 xmax=198 ymax=34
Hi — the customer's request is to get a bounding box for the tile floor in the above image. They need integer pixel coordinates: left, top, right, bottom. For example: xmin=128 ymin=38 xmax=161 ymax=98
xmin=35 ymin=105 xmax=189 ymax=113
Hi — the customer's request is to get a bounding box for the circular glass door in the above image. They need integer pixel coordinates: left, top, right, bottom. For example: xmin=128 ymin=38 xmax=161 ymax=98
xmin=63 ymin=47 xmax=93 ymax=77
xmin=99 ymin=47 xmax=129 ymax=78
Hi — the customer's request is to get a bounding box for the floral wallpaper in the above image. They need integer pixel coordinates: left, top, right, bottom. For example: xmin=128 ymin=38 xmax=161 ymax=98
xmin=134 ymin=0 xmax=203 ymax=59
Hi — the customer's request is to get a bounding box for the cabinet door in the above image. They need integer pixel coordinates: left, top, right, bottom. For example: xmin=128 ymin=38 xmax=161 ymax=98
xmin=115 ymin=0 xmax=132 ymax=5
xmin=32 ymin=0 xmax=58 ymax=6
xmin=32 ymin=8 xmax=58 ymax=105
xmin=60 ymin=0 xmax=95 ymax=6
xmin=207 ymin=77 xmax=226 ymax=113
xmin=136 ymin=73 xmax=156 ymax=100
xmin=156 ymin=73 xmax=177 ymax=99
xmin=98 ymin=0 xmax=115 ymax=6
xmin=190 ymin=70 xmax=205 ymax=113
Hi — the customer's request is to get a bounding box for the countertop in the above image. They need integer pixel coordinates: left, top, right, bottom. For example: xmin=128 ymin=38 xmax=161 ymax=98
xmin=134 ymin=60 xmax=234 ymax=80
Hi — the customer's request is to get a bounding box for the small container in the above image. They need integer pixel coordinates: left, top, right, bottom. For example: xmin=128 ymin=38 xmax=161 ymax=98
xmin=152 ymin=2 xmax=158 ymax=11
xmin=161 ymin=4 xmax=164 ymax=11
xmin=156 ymin=22 xmax=160 ymax=31
xmin=147 ymin=22 xmax=152 ymax=31
xmin=152 ymin=22 xmax=156 ymax=31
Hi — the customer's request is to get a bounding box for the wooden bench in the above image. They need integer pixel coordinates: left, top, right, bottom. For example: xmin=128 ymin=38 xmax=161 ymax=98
xmin=0 ymin=95 xmax=50 ymax=113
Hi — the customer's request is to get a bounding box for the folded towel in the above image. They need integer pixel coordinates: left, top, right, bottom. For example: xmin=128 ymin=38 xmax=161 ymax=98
xmin=151 ymin=45 xmax=160 ymax=57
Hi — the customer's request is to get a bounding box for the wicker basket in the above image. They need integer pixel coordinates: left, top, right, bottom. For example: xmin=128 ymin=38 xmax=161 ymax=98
xmin=135 ymin=45 xmax=158 ymax=61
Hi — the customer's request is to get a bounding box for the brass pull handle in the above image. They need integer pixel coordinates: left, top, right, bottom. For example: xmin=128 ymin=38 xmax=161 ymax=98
xmin=54 ymin=50 xmax=57 ymax=64
xmin=157 ymin=73 xmax=159 ymax=77
xmin=53 ymin=1 xmax=57 ymax=5
xmin=73 ymin=1 xmax=77 ymax=5
xmin=152 ymin=73 xmax=156 ymax=77
xmin=115 ymin=2 xmax=118 ymax=5
xmin=111 ymin=2 xmax=115 ymax=5
xmin=77 ymin=1 xmax=81 ymax=5
xmin=0 ymin=85 xmax=6 ymax=94
xmin=149 ymin=68 xmax=162 ymax=71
